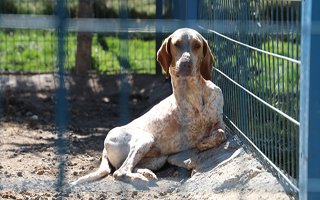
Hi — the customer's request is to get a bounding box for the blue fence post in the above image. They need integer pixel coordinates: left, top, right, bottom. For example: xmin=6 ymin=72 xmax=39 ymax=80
xmin=170 ymin=0 xmax=198 ymax=29
xmin=186 ymin=0 xmax=198 ymax=29
xmin=118 ymin=0 xmax=130 ymax=124
xmin=156 ymin=0 xmax=163 ymax=75
xmin=299 ymin=0 xmax=320 ymax=199
xmin=171 ymin=0 xmax=185 ymax=20
xmin=55 ymin=0 xmax=68 ymax=195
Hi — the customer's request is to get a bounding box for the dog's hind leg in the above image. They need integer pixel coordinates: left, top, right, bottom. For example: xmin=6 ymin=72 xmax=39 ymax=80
xmin=111 ymin=129 xmax=155 ymax=181
xmin=70 ymin=148 xmax=111 ymax=186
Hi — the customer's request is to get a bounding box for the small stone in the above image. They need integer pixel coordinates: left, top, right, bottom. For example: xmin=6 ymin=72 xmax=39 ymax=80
xmin=44 ymin=192 xmax=51 ymax=197
xmin=15 ymin=194 xmax=24 ymax=200
xmin=98 ymin=194 xmax=106 ymax=200
xmin=159 ymin=191 xmax=166 ymax=196
xmin=36 ymin=169 xmax=45 ymax=175
xmin=31 ymin=115 xmax=39 ymax=120
xmin=256 ymin=165 xmax=263 ymax=170
xmin=131 ymin=191 xmax=138 ymax=197
xmin=73 ymin=171 xmax=78 ymax=176
xmin=102 ymin=97 xmax=110 ymax=103
xmin=87 ymin=157 xmax=95 ymax=162
xmin=17 ymin=171 xmax=23 ymax=177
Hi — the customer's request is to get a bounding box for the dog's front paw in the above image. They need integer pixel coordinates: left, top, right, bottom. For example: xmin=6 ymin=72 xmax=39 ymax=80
xmin=113 ymin=169 xmax=126 ymax=179
xmin=196 ymin=129 xmax=226 ymax=151
xmin=113 ymin=170 xmax=149 ymax=181
xmin=196 ymin=141 xmax=211 ymax=151
xmin=135 ymin=168 xmax=158 ymax=180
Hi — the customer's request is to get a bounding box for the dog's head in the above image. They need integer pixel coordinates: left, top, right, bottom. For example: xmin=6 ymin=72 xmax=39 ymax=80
xmin=157 ymin=28 xmax=215 ymax=80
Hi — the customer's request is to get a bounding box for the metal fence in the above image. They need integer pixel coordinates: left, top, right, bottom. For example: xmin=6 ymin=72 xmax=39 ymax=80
xmin=199 ymin=0 xmax=301 ymax=196
xmin=1 ymin=0 xmax=319 ymax=199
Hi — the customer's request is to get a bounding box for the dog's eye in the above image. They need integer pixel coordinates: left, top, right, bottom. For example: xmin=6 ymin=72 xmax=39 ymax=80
xmin=174 ymin=42 xmax=181 ymax=48
xmin=193 ymin=43 xmax=201 ymax=50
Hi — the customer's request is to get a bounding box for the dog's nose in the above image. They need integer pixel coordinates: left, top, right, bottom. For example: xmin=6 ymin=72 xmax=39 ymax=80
xmin=177 ymin=55 xmax=192 ymax=77
xmin=180 ymin=60 xmax=192 ymax=69
xmin=180 ymin=56 xmax=192 ymax=69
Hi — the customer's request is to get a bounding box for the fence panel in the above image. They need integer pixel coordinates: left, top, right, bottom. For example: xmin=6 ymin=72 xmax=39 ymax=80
xmin=199 ymin=0 xmax=301 ymax=196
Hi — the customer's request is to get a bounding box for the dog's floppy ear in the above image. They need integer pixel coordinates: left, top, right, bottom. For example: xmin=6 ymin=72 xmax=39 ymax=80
xmin=157 ymin=36 xmax=172 ymax=78
xmin=200 ymin=37 xmax=215 ymax=80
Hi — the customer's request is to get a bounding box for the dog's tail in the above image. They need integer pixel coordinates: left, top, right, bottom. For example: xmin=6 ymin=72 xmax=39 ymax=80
xmin=70 ymin=149 xmax=111 ymax=186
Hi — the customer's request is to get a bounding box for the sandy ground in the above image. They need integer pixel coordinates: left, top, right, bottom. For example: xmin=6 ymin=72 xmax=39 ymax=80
xmin=0 ymin=74 xmax=293 ymax=199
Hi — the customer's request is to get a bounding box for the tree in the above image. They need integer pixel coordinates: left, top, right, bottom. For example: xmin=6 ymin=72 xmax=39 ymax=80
xmin=75 ymin=0 xmax=93 ymax=74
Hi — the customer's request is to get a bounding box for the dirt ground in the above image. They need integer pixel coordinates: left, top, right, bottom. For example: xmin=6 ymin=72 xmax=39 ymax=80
xmin=0 ymin=74 xmax=293 ymax=199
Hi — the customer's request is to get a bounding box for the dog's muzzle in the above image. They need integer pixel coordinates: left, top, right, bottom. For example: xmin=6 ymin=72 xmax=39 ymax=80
xmin=176 ymin=55 xmax=192 ymax=77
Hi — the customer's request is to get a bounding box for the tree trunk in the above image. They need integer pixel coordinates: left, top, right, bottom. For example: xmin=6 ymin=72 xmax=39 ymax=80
xmin=75 ymin=0 xmax=93 ymax=74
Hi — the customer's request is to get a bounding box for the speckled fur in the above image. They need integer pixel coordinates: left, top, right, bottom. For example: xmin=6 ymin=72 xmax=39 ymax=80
xmin=71 ymin=28 xmax=226 ymax=185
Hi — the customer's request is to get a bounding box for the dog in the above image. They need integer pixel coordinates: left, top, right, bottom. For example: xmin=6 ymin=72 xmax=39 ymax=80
xmin=71 ymin=28 xmax=226 ymax=185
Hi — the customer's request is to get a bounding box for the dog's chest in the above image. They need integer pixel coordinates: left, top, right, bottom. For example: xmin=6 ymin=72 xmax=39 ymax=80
xmin=154 ymin=98 xmax=215 ymax=154
xmin=177 ymin=101 xmax=213 ymax=137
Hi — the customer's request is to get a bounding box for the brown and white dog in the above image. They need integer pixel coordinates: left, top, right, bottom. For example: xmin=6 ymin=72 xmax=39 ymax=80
xmin=71 ymin=28 xmax=225 ymax=185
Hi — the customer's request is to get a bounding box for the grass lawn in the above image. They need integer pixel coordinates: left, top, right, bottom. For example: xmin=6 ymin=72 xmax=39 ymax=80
xmin=0 ymin=30 xmax=156 ymax=74
xmin=249 ymin=39 xmax=300 ymax=96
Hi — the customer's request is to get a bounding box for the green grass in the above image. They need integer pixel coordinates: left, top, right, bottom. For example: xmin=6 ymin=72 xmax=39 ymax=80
xmin=248 ymin=39 xmax=300 ymax=119
xmin=0 ymin=30 xmax=156 ymax=74
xmin=249 ymin=39 xmax=300 ymax=95
xmin=92 ymin=36 xmax=156 ymax=74
xmin=0 ymin=30 xmax=56 ymax=72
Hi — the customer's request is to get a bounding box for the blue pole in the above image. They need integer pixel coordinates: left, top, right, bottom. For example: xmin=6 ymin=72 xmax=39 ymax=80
xmin=300 ymin=0 xmax=320 ymax=199
xmin=55 ymin=0 xmax=68 ymax=195
xmin=186 ymin=0 xmax=198 ymax=19
xmin=186 ymin=0 xmax=198 ymax=29
xmin=118 ymin=0 xmax=130 ymax=125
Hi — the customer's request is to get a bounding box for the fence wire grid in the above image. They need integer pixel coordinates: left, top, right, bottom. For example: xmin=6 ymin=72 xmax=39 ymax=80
xmin=0 ymin=0 xmax=304 ymax=198
xmin=199 ymin=0 xmax=301 ymax=195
